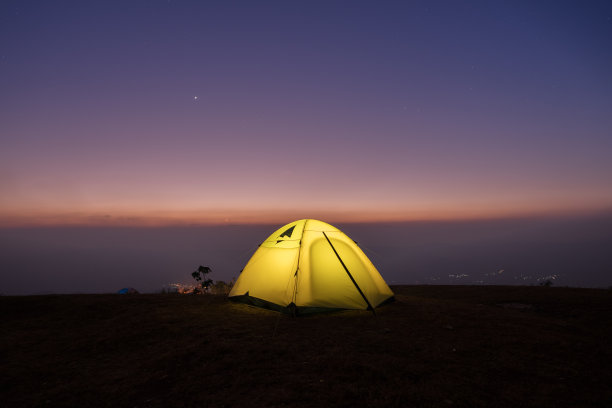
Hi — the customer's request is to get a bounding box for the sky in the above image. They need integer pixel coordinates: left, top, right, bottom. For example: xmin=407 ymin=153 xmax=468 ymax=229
xmin=1 ymin=0 xmax=611 ymax=226
xmin=1 ymin=1 xmax=612 ymax=293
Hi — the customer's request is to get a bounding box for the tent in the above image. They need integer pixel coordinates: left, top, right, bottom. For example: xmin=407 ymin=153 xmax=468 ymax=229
xmin=229 ymin=219 xmax=394 ymax=314
xmin=117 ymin=287 xmax=139 ymax=294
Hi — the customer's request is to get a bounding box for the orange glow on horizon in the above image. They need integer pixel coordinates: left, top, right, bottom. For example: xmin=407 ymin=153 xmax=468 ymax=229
xmin=1 ymin=203 xmax=611 ymax=227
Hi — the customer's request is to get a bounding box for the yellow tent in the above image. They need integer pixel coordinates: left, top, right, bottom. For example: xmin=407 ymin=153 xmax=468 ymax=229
xmin=229 ymin=219 xmax=394 ymax=315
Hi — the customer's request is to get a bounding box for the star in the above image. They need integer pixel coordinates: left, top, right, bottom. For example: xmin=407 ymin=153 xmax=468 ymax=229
xmin=194 ymin=96 xmax=199 ymax=100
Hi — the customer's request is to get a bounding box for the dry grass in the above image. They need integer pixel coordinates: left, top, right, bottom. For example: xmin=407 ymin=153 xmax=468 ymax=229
xmin=1 ymin=285 xmax=611 ymax=407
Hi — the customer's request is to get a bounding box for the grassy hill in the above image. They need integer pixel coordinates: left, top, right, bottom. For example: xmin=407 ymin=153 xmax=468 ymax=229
xmin=1 ymin=285 xmax=611 ymax=407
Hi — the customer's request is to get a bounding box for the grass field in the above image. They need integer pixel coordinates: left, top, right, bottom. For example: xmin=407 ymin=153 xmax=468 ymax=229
xmin=1 ymin=285 xmax=611 ymax=407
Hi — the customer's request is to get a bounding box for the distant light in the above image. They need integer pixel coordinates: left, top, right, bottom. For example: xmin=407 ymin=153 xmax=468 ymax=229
xmin=194 ymin=96 xmax=199 ymax=100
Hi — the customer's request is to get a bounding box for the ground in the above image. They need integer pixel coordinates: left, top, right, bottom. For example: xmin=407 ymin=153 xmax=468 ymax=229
xmin=1 ymin=285 xmax=611 ymax=407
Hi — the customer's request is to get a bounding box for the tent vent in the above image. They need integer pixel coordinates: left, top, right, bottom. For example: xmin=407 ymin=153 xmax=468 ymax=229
xmin=279 ymin=225 xmax=295 ymax=238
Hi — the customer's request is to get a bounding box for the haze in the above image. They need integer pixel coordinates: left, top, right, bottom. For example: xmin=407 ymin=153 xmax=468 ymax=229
xmin=1 ymin=215 xmax=611 ymax=295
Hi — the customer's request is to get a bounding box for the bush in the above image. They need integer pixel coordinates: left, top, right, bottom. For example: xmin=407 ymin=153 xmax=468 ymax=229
xmin=191 ymin=265 xmax=213 ymax=293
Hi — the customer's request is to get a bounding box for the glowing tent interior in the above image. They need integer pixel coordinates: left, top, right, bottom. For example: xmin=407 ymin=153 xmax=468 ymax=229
xmin=229 ymin=219 xmax=394 ymax=315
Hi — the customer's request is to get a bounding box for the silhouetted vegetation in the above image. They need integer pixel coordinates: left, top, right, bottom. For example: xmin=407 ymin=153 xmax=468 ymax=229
xmin=209 ymin=279 xmax=235 ymax=295
xmin=191 ymin=265 xmax=213 ymax=293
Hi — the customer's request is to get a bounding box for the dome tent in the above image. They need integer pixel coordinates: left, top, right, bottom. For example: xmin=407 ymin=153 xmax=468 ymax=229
xmin=229 ymin=219 xmax=394 ymax=315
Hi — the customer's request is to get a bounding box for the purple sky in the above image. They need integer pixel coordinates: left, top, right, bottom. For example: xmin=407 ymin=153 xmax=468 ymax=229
xmin=1 ymin=2 xmax=612 ymax=293
xmin=1 ymin=1 xmax=611 ymax=225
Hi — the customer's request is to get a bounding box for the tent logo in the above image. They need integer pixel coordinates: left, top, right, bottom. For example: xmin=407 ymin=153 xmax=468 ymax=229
xmin=276 ymin=225 xmax=295 ymax=244
xmin=279 ymin=225 xmax=295 ymax=238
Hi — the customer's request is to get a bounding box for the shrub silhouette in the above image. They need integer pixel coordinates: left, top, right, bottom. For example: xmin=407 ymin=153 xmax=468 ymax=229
xmin=191 ymin=265 xmax=213 ymax=293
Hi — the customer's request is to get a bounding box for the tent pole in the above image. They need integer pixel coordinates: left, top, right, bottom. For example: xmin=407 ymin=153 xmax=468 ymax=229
xmin=322 ymin=231 xmax=376 ymax=315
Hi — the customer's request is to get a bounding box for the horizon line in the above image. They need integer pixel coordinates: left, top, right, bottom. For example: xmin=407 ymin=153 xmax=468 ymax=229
xmin=1 ymin=207 xmax=611 ymax=228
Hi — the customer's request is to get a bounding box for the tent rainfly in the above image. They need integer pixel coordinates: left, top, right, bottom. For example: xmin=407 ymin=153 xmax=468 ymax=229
xmin=229 ymin=219 xmax=394 ymax=315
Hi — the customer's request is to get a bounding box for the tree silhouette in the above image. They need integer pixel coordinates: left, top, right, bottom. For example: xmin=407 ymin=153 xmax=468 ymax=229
xmin=191 ymin=265 xmax=213 ymax=293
